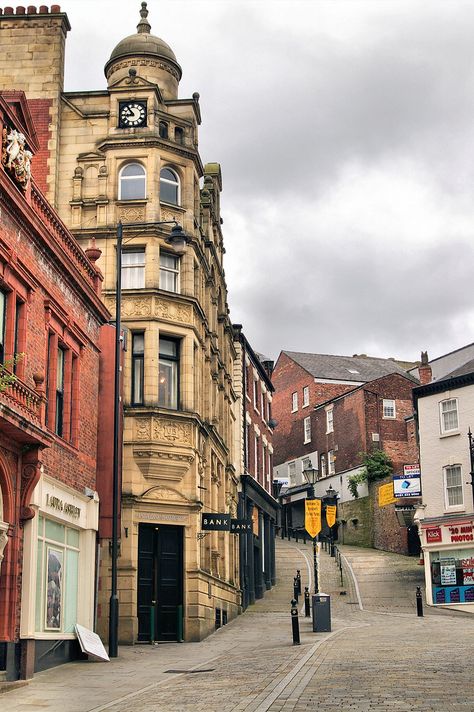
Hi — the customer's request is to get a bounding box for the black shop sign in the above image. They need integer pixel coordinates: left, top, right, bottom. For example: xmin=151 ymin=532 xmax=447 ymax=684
xmin=201 ymin=513 xmax=231 ymax=531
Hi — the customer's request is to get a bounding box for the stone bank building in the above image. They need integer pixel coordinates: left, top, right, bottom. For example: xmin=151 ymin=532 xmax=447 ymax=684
xmin=0 ymin=2 xmax=243 ymax=648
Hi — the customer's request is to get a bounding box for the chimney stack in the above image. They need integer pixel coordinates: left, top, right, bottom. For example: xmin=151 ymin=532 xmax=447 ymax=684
xmin=418 ymin=351 xmax=432 ymax=385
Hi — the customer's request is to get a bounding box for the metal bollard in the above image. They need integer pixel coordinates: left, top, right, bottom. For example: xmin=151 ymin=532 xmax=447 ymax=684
xmin=303 ymin=532 xmax=307 ymax=544
xmin=296 ymin=569 xmax=302 ymax=595
xmin=293 ymin=577 xmax=299 ymax=602
xmin=416 ymin=586 xmax=423 ymax=617
xmin=291 ymin=598 xmax=300 ymax=645
xmin=295 ymin=530 xmax=299 ymax=543
xmin=304 ymin=586 xmax=310 ymax=617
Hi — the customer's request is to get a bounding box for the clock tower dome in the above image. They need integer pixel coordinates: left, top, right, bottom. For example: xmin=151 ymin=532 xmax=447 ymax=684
xmin=105 ymin=2 xmax=182 ymax=101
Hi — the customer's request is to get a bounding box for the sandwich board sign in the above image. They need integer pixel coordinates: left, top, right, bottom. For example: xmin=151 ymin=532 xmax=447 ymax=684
xmin=75 ymin=624 xmax=110 ymax=662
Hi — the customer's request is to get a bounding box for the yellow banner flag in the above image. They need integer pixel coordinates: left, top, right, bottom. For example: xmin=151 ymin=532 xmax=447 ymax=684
xmin=326 ymin=505 xmax=337 ymax=528
xmin=305 ymin=499 xmax=321 ymax=539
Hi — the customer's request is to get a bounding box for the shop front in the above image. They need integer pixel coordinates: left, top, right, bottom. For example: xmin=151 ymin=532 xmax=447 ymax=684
xmin=19 ymin=476 xmax=99 ymax=674
xmin=420 ymin=514 xmax=474 ymax=612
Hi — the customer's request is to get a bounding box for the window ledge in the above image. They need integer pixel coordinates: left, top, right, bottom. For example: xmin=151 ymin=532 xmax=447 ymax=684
xmin=291 ymin=408 xmax=298 ymax=414
xmin=444 ymin=506 xmax=465 ymax=514
xmin=440 ymin=431 xmax=461 ymax=439
xmin=382 ymin=416 xmax=396 ymax=420
xmin=116 ymin=199 xmax=148 ymax=205
xmin=304 ymin=439 xmax=312 ymax=445
xmin=160 ymin=201 xmax=185 ymax=212
xmin=302 ymin=403 xmax=309 ymax=409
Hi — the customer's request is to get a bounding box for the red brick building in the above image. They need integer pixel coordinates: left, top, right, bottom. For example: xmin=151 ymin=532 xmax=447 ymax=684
xmin=272 ymin=351 xmax=419 ymax=553
xmin=0 ymin=92 xmax=111 ymax=680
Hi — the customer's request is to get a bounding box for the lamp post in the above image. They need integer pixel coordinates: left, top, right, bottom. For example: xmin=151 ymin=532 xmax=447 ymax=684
xmin=325 ymin=484 xmax=338 ymax=557
xmin=108 ymin=219 xmax=190 ymax=658
xmin=302 ymin=461 xmax=319 ymax=594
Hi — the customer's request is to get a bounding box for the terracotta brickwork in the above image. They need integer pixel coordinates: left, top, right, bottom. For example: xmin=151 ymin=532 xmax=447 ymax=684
xmin=272 ymin=352 xmax=353 ymax=465
xmin=0 ymin=91 xmax=110 ymax=677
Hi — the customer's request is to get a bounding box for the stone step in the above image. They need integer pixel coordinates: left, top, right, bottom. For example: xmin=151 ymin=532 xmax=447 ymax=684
xmin=0 ymin=680 xmax=29 ymax=695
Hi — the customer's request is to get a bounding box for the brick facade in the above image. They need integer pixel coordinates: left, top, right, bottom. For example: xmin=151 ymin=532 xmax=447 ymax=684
xmin=0 ymin=91 xmax=110 ymax=679
xmin=272 ymin=352 xmax=354 ymax=466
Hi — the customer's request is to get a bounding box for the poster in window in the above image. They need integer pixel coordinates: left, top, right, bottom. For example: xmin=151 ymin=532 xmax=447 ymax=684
xmin=45 ymin=547 xmax=63 ymax=630
xmin=440 ymin=559 xmax=457 ymax=586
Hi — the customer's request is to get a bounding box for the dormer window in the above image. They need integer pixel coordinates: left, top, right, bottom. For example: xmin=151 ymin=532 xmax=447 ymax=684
xmin=119 ymin=163 xmax=146 ymax=200
xmin=159 ymin=121 xmax=169 ymax=139
xmin=160 ymin=167 xmax=179 ymax=205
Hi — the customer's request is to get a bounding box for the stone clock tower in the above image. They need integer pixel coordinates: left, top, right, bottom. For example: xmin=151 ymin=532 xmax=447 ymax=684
xmin=0 ymin=3 xmax=241 ymax=643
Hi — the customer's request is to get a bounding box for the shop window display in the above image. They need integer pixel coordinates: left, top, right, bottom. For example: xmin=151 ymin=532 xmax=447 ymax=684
xmin=430 ymin=549 xmax=474 ymax=604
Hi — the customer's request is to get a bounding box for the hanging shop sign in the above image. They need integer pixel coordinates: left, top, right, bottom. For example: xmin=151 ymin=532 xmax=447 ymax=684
xmin=393 ymin=468 xmax=422 ymax=498
xmin=305 ymin=499 xmax=321 ymax=539
xmin=230 ymin=519 xmax=253 ymax=534
xmin=201 ymin=513 xmax=231 ymax=531
xmin=326 ymin=505 xmax=337 ymax=528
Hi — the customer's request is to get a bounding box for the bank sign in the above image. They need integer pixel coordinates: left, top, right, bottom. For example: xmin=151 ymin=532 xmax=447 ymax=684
xmin=393 ymin=466 xmax=422 ymax=498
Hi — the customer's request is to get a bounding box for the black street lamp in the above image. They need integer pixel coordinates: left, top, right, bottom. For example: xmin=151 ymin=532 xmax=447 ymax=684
xmin=108 ymin=219 xmax=190 ymax=658
xmin=302 ymin=460 xmax=319 ymax=594
xmin=325 ymin=484 xmax=339 ymax=557
xmin=468 ymin=429 xmax=474 ymax=509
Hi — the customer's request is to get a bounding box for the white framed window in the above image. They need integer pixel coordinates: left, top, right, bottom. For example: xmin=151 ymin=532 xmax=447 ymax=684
xmin=326 ymin=406 xmax=334 ymax=433
xmin=122 ymin=249 xmax=145 ymax=289
xmin=303 ymin=386 xmax=309 ymax=407
xmin=383 ymin=399 xmax=396 ymax=419
xmin=255 ymin=434 xmax=259 ymax=478
xmin=291 ymin=392 xmax=298 ymax=412
xmin=328 ymin=449 xmax=336 ymax=475
xmin=118 ymin=162 xmax=146 ymax=200
xmin=288 ymin=460 xmax=296 ymax=485
xmin=158 ymin=337 xmax=179 ymax=410
xmin=35 ymin=517 xmax=80 ymax=633
xmin=320 ymin=454 xmax=327 ymax=478
xmin=261 ymin=391 xmax=265 ymax=420
xmin=160 ymin=167 xmax=180 ymax=205
xmin=159 ymin=251 xmax=179 ymax=292
xmin=444 ymin=465 xmax=464 ymax=508
xmin=253 ymin=379 xmax=259 ymax=411
xmin=304 ymin=416 xmax=311 ymax=443
xmin=440 ymin=398 xmax=459 ymax=434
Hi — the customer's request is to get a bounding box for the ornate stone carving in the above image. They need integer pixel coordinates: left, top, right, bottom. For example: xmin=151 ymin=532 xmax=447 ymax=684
xmin=118 ymin=206 xmax=145 ymax=222
xmin=155 ymin=298 xmax=192 ymax=324
xmin=160 ymin=207 xmax=180 ymax=222
xmin=107 ymin=58 xmax=180 ymax=81
xmin=122 ymin=297 xmax=151 ymax=317
xmin=2 ymin=127 xmax=32 ymax=191
xmin=153 ymin=419 xmax=192 ymax=445
xmin=135 ymin=419 xmax=152 ymax=440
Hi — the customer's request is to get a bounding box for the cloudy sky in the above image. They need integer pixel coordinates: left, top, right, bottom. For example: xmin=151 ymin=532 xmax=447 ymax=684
xmin=63 ymin=0 xmax=474 ymax=362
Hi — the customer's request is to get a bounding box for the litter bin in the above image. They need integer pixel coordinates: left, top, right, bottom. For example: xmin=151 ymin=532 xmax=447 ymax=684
xmin=312 ymin=593 xmax=331 ymax=632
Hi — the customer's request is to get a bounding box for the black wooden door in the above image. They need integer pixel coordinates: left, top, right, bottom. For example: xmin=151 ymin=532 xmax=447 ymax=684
xmin=137 ymin=524 xmax=183 ymax=642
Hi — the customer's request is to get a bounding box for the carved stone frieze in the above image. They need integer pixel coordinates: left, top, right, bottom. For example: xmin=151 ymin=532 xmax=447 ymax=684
xmin=122 ymin=297 xmax=152 ymax=317
xmin=119 ymin=206 xmax=145 ymax=223
xmin=155 ymin=298 xmax=192 ymax=324
xmin=160 ymin=207 xmax=180 ymax=222
xmin=135 ymin=419 xmax=152 ymax=440
xmin=107 ymin=58 xmax=180 ymax=81
xmin=153 ymin=419 xmax=192 ymax=445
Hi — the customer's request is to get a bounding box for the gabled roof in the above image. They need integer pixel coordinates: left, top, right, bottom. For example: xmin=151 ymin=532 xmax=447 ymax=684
xmin=413 ymin=358 xmax=474 ymax=402
xmin=282 ymin=350 xmax=418 ymax=383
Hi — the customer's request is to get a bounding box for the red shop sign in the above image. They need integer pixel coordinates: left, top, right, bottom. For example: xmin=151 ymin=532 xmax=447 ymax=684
xmin=426 ymin=527 xmax=442 ymax=543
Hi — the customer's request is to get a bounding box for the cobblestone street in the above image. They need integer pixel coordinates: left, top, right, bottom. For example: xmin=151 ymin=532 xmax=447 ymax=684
xmin=3 ymin=538 xmax=474 ymax=711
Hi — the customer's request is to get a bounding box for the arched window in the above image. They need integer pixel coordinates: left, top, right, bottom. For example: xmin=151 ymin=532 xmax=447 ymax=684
xmin=118 ymin=163 xmax=146 ymax=200
xmin=159 ymin=121 xmax=169 ymax=139
xmin=160 ymin=167 xmax=179 ymax=205
xmin=174 ymin=127 xmax=184 ymax=144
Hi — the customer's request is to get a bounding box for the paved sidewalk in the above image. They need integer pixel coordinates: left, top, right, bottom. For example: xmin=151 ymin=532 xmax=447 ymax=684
xmin=3 ymin=539 xmax=474 ymax=711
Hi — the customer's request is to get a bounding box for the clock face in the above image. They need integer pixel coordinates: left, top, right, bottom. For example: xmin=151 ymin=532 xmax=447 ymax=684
xmin=119 ymin=101 xmax=147 ymax=128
